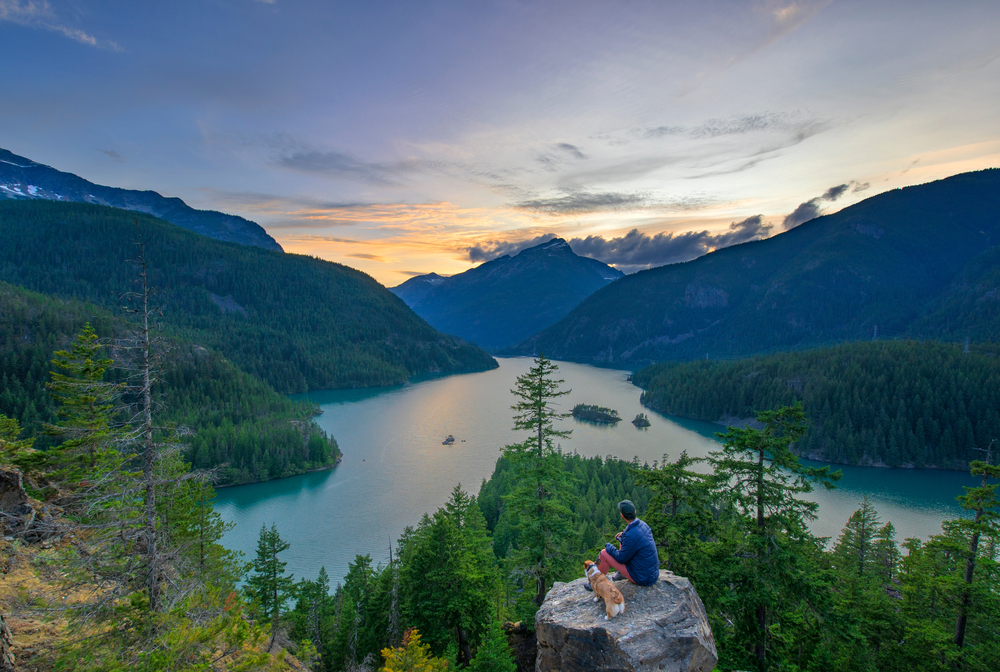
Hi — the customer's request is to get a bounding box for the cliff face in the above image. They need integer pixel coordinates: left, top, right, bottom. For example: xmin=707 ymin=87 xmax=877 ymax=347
xmin=535 ymin=570 xmax=717 ymax=672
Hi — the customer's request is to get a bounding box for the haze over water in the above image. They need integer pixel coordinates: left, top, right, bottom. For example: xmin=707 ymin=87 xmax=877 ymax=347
xmin=215 ymin=358 xmax=975 ymax=585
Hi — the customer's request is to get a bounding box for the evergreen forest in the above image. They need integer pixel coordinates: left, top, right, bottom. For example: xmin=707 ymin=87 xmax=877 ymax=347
xmin=255 ymin=358 xmax=999 ymax=672
xmin=634 ymin=340 xmax=1000 ymax=469
xmin=0 ymin=200 xmax=496 ymax=393
xmin=2 ymin=341 xmax=998 ymax=671
xmin=0 ymin=281 xmax=337 ymax=485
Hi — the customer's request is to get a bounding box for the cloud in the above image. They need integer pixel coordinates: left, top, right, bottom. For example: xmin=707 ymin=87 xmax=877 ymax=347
xmin=467 ymin=234 xmax=558 ymax=262
xmin=347 ymin=252 xmax=386 ymax=262
xmin=821 ymin=183 xmax=850 ymax=201
xmin=276 ymin=150 xmax=420 ymax=185
xmin=534 ymin=143 xmax=588 ymax=172
xmin=644 ymin=112 xmax=826 ymax=140
xmin=464 ymin=216 xmax=771 ymax=271
xmin=555 ymin=143 xmax=586 ymax=160
xmin=782 ymin=180 xmax=867 ymax=230
xmin=568 ymin=216 xmax=772 ymax=272
xmin=0 ymin=0 xmax=121 ymax=50
xmin=100 ymin=149 xmax=122 ymax=162
xmin=782 ymin=199 xmax=823 ymax=230
xmin=514 ymin=189 xmax=652 ymax=214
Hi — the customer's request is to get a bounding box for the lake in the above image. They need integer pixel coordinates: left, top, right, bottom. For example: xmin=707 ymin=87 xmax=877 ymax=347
xmin=214 ymin=357 xmax=976 ymax=585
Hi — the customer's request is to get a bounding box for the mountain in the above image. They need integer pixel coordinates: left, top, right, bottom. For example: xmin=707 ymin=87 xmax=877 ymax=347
xmin=511 ymin=169 xmax=1000 ymax=364
xmin=0 ymin=200 xmax=497 ymax=393
xmin=391 ymin=272 xmax=448 ymax=306
xmin=0 ymin=147 xmax=281 ymax=251
xmin=391 ymin=238 xmax=624 ymax=350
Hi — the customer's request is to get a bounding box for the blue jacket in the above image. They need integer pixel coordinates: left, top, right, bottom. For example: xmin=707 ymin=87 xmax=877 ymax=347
xmin=605 ymin=518 xmax=660 ymax=586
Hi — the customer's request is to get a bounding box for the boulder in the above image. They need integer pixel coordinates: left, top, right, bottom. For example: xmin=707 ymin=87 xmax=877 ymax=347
xmin=0 ymin=470 xmax=28 ymax=514
xmin=0 ymin=469 xmax=63 ymax=543
xmin=535 ymin=570 xmax=717 ymax=672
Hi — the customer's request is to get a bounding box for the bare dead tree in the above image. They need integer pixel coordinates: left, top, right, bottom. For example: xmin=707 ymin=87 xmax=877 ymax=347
xmin=55 ymin=224 xmax=215 ymax=630
xmin=385 ymin=543 xmax=401 ymax=649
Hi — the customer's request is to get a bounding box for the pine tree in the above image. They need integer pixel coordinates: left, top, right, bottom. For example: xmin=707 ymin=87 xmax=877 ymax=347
xmin=953 ymin=442 xmax=1000 ymax=648
xmin=501 ymin=355 xmax=577 ymax=610
xmin=833 ymin=496 xmax=882 ymax=578
xmin=872 ymin=521 xmax=901 ymax=587
xmin=400 ymin=486 xmax=499 ymax=665
xmin=246 ymin=523 xmax=295 ymax=642
xmin=632 ymin=450 xmax=713 ymax=574
xmin=0 ymin=414 xmax=33 ymax=469
xmin=709 ymin=404 xmax=840 ymax=668
xmin=467 ymin=618 xmax=516 ymax=672
xmin=45 ymin=323 xmax=116 ymax=480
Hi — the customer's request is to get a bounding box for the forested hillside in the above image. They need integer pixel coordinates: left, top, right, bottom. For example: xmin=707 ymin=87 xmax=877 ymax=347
xmin=513 ymin=169 xmax=1000 ymax=365
xmin=0 ymin=200 xmax=497 ymax=393
xmin=633 ymin=340 xmax=1000 ymax=469
xmin=0 ymin=281 xmax=337 ymax=485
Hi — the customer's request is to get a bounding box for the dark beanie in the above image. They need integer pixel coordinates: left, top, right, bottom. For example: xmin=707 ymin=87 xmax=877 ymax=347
xmin=618 ymin=500 xmax=636 ymax=519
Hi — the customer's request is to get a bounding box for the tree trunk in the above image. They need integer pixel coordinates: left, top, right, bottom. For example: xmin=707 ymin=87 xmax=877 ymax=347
xmin=755 ymin=604 xmax=767 ymax=665
xmin=457 ymin=626 xmax=473 ymax=665
xmin=139 ymin=249 xmax=161 ymax=613
xmin=754 ymin=446 xmax=766 ymax=665
xmin=535 ymin=574 xmax=546 ymax=608
xmin=954 ymin=468 xmax=987 ymax=648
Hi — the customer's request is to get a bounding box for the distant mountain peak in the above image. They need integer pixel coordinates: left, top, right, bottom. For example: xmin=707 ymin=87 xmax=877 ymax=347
xmin=390 ymin=235 xmax=624 ymax=350
xmin=536 ymin=237 xmax=569 ymax=250
xmin=0 ymin=147 xmax=282 ymax=251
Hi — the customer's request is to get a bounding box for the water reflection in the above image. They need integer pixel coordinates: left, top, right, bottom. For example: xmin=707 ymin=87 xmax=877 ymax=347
xmin=215 ymin=357 xmax=975 ymax=584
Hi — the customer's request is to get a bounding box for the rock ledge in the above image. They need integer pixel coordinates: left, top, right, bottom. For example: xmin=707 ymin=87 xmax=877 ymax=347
xmin=535 ymin=570 xmax=717 ymax=672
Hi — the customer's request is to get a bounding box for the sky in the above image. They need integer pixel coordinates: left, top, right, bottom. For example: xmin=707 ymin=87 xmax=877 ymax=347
xmin=2 ymin=0 xmax=999 ymax=285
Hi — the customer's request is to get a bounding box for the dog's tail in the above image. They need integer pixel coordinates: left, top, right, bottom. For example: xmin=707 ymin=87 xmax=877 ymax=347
xmin=614 ymin=601 xmax=625 ymax=616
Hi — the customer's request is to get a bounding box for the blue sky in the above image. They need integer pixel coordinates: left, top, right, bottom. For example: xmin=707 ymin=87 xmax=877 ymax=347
xmin=2 ymin=0 xmax=999 ymax=284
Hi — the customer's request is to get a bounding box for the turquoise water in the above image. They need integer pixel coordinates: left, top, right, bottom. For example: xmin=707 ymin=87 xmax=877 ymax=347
xmin=214 ymin=357 xmax=976 ymax=585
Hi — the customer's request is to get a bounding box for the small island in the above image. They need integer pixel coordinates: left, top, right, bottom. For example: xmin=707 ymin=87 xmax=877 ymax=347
xmin=571 ymin=404 xmax=621 ymax=424
xmin=632 ymin=413 xmax=651 ymax=428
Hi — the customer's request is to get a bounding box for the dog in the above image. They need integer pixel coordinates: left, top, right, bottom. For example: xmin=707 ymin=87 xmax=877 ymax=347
xmin=583 ymin=560 xmax=625 ymax=619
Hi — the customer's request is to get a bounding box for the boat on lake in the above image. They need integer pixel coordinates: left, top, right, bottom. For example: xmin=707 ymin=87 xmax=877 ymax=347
xmin=442 ymin=435 xmax=455 ymax=445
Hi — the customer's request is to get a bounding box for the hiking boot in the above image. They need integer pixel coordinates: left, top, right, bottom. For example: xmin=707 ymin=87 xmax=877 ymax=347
xmin=609 ymin=572 xmax=626 ymax=581
xmin=583 ymin=580 xmax=593 ymax=592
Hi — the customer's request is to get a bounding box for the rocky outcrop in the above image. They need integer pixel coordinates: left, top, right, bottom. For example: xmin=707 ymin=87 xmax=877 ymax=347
xmin=0 ymin=469 xmax=63 ymax=543
xmin=535 ymin=570 xmax=717 ymax=672
xmin=503 ymin=621 xmax=538 ymax=672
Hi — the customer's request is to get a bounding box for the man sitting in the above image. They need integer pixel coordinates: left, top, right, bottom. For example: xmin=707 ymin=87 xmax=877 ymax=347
xmin=586 ymin=500 xmax=660 ymax=590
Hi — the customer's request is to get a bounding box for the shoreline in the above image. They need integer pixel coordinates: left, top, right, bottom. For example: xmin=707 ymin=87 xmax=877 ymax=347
xmin=214 ymin=455 xmax=342 ymax=489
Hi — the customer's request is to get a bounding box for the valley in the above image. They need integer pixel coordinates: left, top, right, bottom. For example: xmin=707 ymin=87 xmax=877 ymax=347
xmin=215 ymin=357 xmax=977 ymax=586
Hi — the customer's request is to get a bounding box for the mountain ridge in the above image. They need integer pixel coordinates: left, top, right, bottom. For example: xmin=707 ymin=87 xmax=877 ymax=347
xmin=0 ymin=147 xmax=282 ymax=251
xmin=392 ymin=237 xmax=624 ymax=350
xmin=509 ymin=169 xmax=1000 ymax=364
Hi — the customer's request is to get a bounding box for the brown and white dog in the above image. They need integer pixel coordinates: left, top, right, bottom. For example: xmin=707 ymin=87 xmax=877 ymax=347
xmin=583 ymin=560 xmax=625 ymax=619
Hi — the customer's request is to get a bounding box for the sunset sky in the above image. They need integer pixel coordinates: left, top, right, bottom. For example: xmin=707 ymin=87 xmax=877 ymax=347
xmin=2 ymin=0 xmax=999 ymax=285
